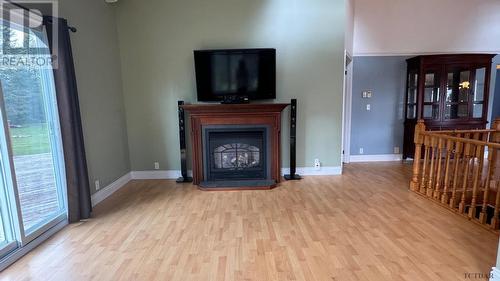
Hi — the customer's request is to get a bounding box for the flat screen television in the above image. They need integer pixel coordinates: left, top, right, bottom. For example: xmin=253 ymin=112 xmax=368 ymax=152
xmin=194 ymin=48 xmax=276 ymax=102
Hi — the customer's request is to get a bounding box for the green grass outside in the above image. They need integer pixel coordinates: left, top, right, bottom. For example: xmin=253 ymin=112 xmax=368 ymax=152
xmin=10 ymin=124 xmax=51 ymax=156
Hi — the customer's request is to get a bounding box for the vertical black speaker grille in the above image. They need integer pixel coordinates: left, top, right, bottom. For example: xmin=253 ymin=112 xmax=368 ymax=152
xmin=284 ymin=99 xmax=301 ymax=180
xmin=177 ymin=100 xmax=192 ymax=183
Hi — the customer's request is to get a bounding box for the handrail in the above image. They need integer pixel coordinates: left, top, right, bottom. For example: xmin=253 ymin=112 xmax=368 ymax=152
xmin=409 ymin=117 xmax=500 ymax=231
xmin=420 ymin=131 xmax=500 ymax=149
xmin=429 ymin=129 xmax=497 ymax=134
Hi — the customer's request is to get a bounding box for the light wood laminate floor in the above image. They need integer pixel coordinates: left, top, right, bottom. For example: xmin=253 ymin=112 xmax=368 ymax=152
xmin=2 ymin=162 xmax=498 ymax=281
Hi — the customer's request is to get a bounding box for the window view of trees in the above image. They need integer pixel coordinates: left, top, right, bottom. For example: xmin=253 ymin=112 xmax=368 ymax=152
xmin=1 ymin=25 xmax=46 ymax=127
xmin=1 ymin=68 xmax=45 ymax=126
xmin=0 ymin=25 xmax=49 ymax=156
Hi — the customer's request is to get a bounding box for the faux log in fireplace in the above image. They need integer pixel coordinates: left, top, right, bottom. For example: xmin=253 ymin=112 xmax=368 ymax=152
xmin=180 ymin=103 xmax=288 ymax=190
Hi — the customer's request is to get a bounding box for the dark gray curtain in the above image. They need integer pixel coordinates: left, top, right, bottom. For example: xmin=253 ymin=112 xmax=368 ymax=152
xmin=43 ymin=16 xmax=92 ymax=222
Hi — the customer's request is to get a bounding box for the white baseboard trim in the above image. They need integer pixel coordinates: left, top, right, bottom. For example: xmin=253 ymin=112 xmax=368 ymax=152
xmin=130 ymin=170 xmax=193 ymax=180
xmin=91 ymin=172 xmax=132 ymax=207
xmin=490 ymin=267 xmax=500 ymax=281
xmin=129 ymin=166 xmax=343 ymax=180
xmin=281 ymin=166 xmax=342 ymax=176
xmin=349 ymin=154 xmax=402 ymax=162
xmin=90 ymin=166 xmax=343 ymax=206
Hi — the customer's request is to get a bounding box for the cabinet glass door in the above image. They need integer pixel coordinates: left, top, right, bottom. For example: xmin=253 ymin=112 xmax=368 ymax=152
xmin=445 ymin=68 xmax=471 ymax=119
xmin=472 ymin=67 xmax=486 ymax=118
xmin=406 ymin=71 xmax=418 ymax=119
xmin=422 ymin=72 xmax=440 ymax=120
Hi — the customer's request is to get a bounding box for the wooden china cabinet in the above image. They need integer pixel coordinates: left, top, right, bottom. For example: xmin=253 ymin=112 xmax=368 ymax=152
xmin=403 ymin=54 xmax=495 ymax=159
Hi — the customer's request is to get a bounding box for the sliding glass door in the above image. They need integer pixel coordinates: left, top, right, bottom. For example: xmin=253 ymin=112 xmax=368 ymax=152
xmin=0 ymin=19 xmax=67 ymax=259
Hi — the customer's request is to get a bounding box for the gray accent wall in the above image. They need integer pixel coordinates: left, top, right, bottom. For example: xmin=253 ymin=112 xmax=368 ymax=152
xmin=350 ymin=56 xmax=409 ymax=156
xmin=351 ymin=55 xmax=500 ymax=157
xmin=490 ymin=55 xmax=500 ymax=122
xmin=492 ymin=69 xmax=500 ymax=121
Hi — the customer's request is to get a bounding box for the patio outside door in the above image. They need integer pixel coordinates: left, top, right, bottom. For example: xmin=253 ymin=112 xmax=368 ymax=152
xmin=0 ymin=19 xmax=67 ymax=260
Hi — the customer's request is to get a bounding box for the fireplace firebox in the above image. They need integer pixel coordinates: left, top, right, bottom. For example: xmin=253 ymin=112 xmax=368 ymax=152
xmin=203 ymin=126 xmax=270 ymax=182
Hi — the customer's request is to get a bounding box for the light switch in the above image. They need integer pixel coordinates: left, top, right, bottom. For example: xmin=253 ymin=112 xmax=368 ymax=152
xmin=366 ymin=104 xmax=371 ymax=111
xmin=362 ymin=90 xmax=373 ymax=98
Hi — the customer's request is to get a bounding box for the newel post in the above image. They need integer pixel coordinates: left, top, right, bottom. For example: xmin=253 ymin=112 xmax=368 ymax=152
xmin=410 ymin=120 xmax=426 ymax=191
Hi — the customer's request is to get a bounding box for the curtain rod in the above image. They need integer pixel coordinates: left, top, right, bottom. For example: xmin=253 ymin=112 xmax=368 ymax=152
xmin=4 ymin=0 xmax=77 ymax=32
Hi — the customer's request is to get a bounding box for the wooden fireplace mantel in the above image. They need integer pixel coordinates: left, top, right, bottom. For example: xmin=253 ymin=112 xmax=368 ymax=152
xmin=180 ymin=103 xmax=289 ymax=114
xmin=180 ymin=103 xmax=289 ymax=189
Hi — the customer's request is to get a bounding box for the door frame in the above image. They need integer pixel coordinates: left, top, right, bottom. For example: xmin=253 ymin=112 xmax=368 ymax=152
xmin=342 ymin=51 xmax=353 ymax=164
xmin=0 ymin=77 xmax=68 ymax=247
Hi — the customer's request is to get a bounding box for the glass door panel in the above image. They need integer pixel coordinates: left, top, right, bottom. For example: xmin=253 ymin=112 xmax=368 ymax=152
xmin=423 ymin=104 xmax=440 ymax=119
xmin=406 ymin=71 xmax=418 ymax=119
xmin=424 ymin=88 xmax=439 ymax=102
xmin=445 ymin=104 xmax=469 ymax=119
xmin=0 ymin=124 xmax=19 ymax=258
xmin=472 ymin=67 xmax=486 ymax=119
xmin=0 ymin=22 xmax=67 ymax=243
xmin=422 ymin=72 xmax=440 ymax=120
xmin=445 ymin=68 xmax=471 ymax=119
xmin=473 ymin=104 xmax=483 ymax=118
xmin=408 ymin=88 xmax=417 ymax=104
xmin=407 ymin=104 xmax=416 ymax=119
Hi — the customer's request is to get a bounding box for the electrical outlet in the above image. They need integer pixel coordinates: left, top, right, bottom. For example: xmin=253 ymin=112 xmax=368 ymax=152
xmin=359 ymin=148 xmax=364 ymax=154
xmin=394 ymin=146 xmax=400 ymax=154
xmin=366 ymin=104 xmax=371 ymax=111
xmin=95 ymin=180 xmax=100 ymax=191
xmin=154 ymin=162 xmax=160 ymax=170
xmin=314 ymin=159 xmax=321 ymax=171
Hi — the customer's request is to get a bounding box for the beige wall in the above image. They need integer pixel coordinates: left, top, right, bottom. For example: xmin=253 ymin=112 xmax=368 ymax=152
xmin=115 ymin=0 xmax=346 ymax=172
xmin=58 ymin=0 xmax=130 ymax=194
xmin=345 ymin=0 xmax=354 ymax=55
xmin=353 ymin=0 xmax=500 ymax=56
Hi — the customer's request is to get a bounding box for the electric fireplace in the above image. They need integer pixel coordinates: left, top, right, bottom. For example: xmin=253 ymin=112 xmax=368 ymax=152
xmin=180 ymin=103 xmax=287 ymax=190
xmin=203 ymin=126 xmax=270 ymax=182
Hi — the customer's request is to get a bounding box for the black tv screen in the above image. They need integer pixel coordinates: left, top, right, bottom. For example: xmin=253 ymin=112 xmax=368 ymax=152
xmin=194 ymin=48 xmax=276 ymax=101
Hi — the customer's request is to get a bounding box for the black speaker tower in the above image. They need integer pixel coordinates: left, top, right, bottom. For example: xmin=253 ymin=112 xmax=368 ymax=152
xmin=284 ymin=99 xmax=302 ymax=180
xmin=176 ymin=101 xmax=193 ymax=183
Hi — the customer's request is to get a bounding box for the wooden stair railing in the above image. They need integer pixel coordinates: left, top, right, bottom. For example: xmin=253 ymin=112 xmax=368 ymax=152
xmin=409 ymin=118 xmax=500 ymax=230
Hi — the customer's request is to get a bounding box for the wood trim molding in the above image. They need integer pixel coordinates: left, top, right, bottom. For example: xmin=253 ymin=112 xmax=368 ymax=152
xmin=180 ymin=103 xmax=289 ymax=114
xmin=91 ymin=172 xmax=132 ymax=207
xmin=181 ymin=103 xmax=288 ymax=188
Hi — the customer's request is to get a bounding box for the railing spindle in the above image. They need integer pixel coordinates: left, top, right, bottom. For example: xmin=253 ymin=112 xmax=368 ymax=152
xmin=450 ymin=138 xmax=463 ymax=209
xmin=468 ymin=143 xmax=485 ymax=219
xmin=440 ymin=139 xmax=453 ymax=204
xmin=426 ymin=136 xmax=438 ymax=197
xmin=491 ymin=181 xmax=500 ymax=230
xmin=479 ymin=145 xmax=494 ymax=224
xmin=420 ymin=135 xmax=430 ymax=194
xmin=433 ymin=138 xmax=444 ymax=200
xmin=458 ymin=140 xmax=472 ymax=214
